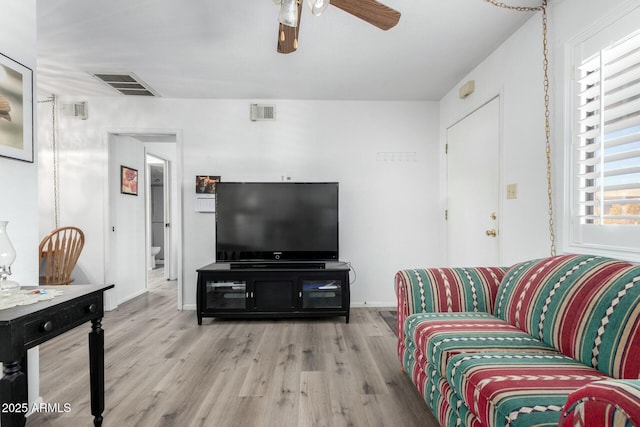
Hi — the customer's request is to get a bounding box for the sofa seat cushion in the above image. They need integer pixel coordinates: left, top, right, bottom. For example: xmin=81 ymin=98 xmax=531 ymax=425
xmin=447 ymin=352 xmax=611 ymax=427
xmin=405 ymin=312 xmax=555 ymax=377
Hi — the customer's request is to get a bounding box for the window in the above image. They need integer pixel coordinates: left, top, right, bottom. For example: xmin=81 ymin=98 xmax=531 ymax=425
xmin=570 ymin=7 xmax=640 ymax=257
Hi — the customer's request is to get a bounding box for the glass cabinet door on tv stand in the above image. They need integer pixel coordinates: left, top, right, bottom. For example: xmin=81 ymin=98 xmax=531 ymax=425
xmin=301 ymin=279 xmax=343 ymax=309
xmin=204 ymin=280 xmax=247 ymax=310
xmin=196 ymin=261 xmax=350 ymax=324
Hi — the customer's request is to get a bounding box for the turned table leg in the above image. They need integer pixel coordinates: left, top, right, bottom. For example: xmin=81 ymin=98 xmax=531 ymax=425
xmin=89 ymin=318 xmax=105 ymax=427
xmin=0 ymin=360 xmax=27 ymax=427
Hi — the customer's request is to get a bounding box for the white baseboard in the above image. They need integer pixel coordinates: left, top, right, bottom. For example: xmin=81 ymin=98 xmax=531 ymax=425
xmin=350 ymin=301 xmax=396 ymax=308
xmin=25 ymin=396 xmax=44 ymax=417
xmin=118 ymin=288 xmax=148 ymax=306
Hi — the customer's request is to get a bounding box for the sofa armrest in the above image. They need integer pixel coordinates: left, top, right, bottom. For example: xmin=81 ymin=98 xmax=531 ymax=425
xmin=560 ymin=379 xmax=640 ymax=427
xmin=394 ymin=267 xmax=507 ymax=362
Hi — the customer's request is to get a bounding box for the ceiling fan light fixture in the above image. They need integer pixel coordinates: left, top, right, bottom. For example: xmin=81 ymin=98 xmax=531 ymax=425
xmin=307 ymin=0 xmax=330 ymax=16
xmin=278 ymin=0 xmax=299 ymax=27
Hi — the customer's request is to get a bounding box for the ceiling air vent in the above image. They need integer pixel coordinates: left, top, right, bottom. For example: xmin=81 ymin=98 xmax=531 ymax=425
xmin=91 ymin=72 xmax=159 ymax=97
xmin=250 ymin=104 xmax=276 ymax=121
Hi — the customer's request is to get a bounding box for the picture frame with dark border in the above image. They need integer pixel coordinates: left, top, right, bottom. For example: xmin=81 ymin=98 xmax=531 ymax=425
xmin=121 ymin=165 xmax=138 ymax=195
xmin=0 ymin=52 xmax=34 ymax=163
xmin=196 ymin=175 xmax=220 ymax=194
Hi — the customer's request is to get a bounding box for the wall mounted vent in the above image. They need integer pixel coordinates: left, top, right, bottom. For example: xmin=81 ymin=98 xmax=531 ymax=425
xmin=61 ymin=101 xmax=88 ymax=120
xmin=90 ymin=72 xmax=159 ymax=97
xmin=250 ymin=104 xmax=276 ymax=121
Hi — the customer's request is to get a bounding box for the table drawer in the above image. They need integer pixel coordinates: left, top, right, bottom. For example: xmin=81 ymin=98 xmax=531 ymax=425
xmin=22 ymin=295 xmax=102 ymax=347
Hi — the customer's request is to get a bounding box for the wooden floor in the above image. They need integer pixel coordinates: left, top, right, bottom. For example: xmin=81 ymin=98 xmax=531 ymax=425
xmin=28 ymin=268 xmax=439 ymax=427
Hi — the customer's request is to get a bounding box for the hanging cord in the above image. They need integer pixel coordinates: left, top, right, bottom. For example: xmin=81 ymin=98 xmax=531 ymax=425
xmin=37 ymin=94 xmax=60 ymax=229
xmin=484 ymin=0 xmax=556 ymax=256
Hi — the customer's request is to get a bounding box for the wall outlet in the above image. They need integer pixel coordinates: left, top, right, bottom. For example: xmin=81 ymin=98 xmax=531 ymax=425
xmin=506 ymin=183 xmax=518 ymax=199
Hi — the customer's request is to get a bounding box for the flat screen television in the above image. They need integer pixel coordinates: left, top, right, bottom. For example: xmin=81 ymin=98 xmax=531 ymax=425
xmin=215 ymin=182 xmax=339 ymax=262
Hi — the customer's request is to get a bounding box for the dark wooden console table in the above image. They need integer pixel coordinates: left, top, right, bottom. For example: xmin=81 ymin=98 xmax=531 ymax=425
xmin=0 ymin=284 xmax=113 ymax=427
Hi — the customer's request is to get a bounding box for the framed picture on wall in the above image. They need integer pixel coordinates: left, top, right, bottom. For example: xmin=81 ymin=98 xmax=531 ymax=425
xmin=0 ymin=52 xmax=34 ymax=163
xmin=121 ymin=166 xmax=138 ymax=195
xmin=195 ymin=175 xmax=220 ymax=194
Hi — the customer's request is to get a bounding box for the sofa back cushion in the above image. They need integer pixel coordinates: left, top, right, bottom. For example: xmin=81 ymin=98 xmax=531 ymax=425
xmin=396 ymin=267 xmax=506 ymax=315
xmin=495 ymin=254 xmax=640 ymax=378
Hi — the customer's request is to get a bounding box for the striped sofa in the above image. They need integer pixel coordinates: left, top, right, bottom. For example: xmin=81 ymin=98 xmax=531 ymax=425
xmin=395 ymin=254 xmax=640 ymax=427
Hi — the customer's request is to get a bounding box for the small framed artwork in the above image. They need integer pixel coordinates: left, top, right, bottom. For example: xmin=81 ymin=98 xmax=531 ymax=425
xmin=196 ymin=175 xmax=220 ymax=194
xmin=0 ymin=52 xmax=34 ymax=163
xmin=121 ymin=166 xmax=138 ymax=195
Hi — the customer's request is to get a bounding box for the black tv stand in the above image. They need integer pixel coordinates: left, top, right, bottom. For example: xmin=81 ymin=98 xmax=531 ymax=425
xmin=230 ymin=262 xmax=326 ymax=270
xmin=196 ymin=261 xmax=350 ymax=324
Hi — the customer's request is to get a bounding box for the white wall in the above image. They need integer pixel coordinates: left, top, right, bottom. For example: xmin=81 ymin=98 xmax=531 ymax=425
xmin=36 ymin=0 xmax=636 ymax=311
xmin=439 ymin=0 xmax=632 ymax=267
xmin=440 ymin=10 xmax=552 ymax=266
xmin=38 ymin=98 xmax=442 ymax=307
xmin=1 ymin=0 xmax=40 ymax=413
xmin=1 ymin=1 xmax=38 ymax=288
xmin=440 ymin=0 xmax=640 ymax=267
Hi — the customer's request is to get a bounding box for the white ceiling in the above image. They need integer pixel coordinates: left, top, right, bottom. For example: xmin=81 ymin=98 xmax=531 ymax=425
xmin=36 ymin=0 xmax=542 ymax=101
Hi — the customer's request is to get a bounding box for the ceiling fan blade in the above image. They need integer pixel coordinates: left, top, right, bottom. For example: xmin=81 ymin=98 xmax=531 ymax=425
xmin=277 ymin=2 xmax=304 ymax=54
xmin=330 ymin=0 xmax=401 ymax=30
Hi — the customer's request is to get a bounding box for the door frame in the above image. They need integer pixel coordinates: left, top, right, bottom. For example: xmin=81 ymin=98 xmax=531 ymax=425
xmin=105 ymin=129 xmax=183 ymax=310
xmin=445 ymin=94 xmax=504 ymax=265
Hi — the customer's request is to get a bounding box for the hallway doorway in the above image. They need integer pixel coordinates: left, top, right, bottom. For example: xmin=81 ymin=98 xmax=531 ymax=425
xmin=106 ymin=131 xmax=182 ymax=310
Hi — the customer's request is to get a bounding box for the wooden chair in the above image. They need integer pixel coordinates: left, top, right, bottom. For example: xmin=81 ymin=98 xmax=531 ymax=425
xmin=39 ymin=226 xmax=85 ymax=286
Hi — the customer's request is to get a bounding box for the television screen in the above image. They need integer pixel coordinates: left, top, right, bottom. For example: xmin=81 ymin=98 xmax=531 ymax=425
xmin=215 ymin=182 xmax=339 ymax=261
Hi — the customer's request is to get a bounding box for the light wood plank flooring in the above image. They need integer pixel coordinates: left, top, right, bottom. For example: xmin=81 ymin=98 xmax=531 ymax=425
xmin=28 ymin=268 xmax=439 ymax=426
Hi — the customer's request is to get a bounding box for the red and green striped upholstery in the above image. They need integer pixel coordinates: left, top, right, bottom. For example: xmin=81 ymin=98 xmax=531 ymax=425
xmin=405 ymin=311 xmax=555 ymax=377
xmin=403 ymin=334 xmax=483 ymax=427
xmin=560 ymin=379 xmax=640 ymax=426
xmin=396 ymin=267 xmax=507 ymax=363
xmin=447 ymin=352 xmax=611 ymax=427
xmin=396 ymin=255 xmax=640 ymax=427
xmin=396 ymin=267 xmax=506 ymax=315
xmin=495 ymin=254 xmax=640 ymax=379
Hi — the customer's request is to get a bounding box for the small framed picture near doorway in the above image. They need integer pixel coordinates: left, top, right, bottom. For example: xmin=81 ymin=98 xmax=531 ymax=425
xmin=196 ymin=175 xmax=220 ymax=194
xmin=121 ymin=165 xmax=138 ymax=195
xmin=0 ymin=52 xmax=34 ymax=163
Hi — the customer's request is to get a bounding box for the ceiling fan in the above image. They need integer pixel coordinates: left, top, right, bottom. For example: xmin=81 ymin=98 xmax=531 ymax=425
xmin=273 ymin=0 xmax=401 ymax=54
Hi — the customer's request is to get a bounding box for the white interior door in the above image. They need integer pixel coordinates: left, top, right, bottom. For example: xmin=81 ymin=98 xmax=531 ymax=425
xmin=447 ymin=97 xmax=501 ymax=266
xmin=107 ymin=135 xmax=147 ymax=306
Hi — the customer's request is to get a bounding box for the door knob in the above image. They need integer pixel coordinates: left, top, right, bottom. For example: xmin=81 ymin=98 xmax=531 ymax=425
xmin=486 ymin=229 xmax=497 ymax=237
